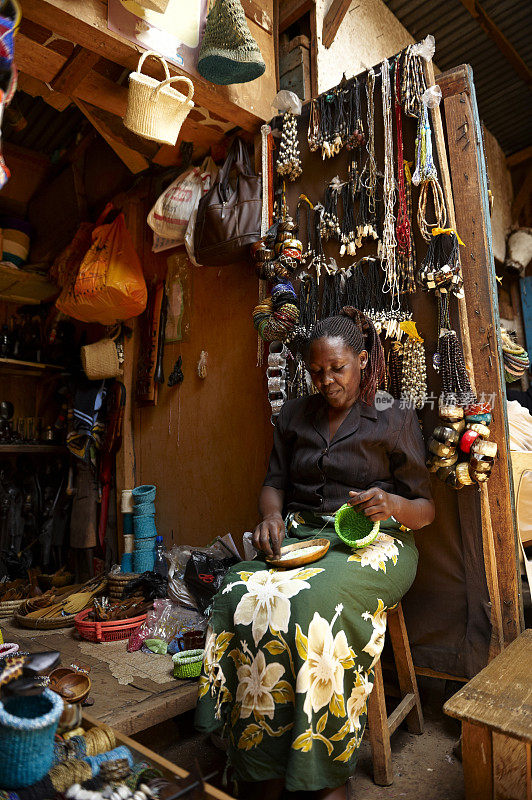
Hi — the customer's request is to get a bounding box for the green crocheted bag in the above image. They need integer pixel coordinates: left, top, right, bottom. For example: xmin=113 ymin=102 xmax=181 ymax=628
xmin=334 ymin=504 xmax=380 ymax=548
xmin=197 ymin=0 xmax=265 ymax=85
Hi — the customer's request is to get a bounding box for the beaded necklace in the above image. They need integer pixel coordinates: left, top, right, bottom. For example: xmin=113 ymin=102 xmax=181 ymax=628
xmin=380 ymin=58 xmax=399 ymax=310
xmin=295 ymin=194 xmax=315 ymax=262
xmin=394 ymin=60 xmax=410 ymax=255
xmin=357 ymin=69 xmax=379 ymax=246
xmin=276 ymin=111 xmax=302 ymax=181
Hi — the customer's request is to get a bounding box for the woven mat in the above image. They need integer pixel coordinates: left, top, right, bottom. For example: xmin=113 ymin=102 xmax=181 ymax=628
xmin=78 ymin=640 xmax=174 ymax=686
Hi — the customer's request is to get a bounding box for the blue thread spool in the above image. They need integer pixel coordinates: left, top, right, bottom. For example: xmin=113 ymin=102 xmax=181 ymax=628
xmin=122 ymin=513 xmax=133 ymax=535
xmin=0 ymin=688 xmax=63 ymax=788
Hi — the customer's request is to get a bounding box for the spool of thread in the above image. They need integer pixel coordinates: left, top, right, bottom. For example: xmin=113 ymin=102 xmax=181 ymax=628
xmin=123 ymin=534 xmax=134 ymax=554
xmin=121 ymin=490 xmax=134 ymax=514
xmin=84 ymin=746 xmax=134 ymax=777
xmin=121 ymin=553 xmax=134 ymax=572
xmin=122 ymin=514 xmax=133 ymax=536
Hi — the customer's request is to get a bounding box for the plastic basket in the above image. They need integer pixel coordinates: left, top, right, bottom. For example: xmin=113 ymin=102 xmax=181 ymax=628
xmin=172 ymin=649 xmax=204 ymax=679
xmin=74 ymin=608 xmax=148 ymax=643
xmin=0 ymin=688 xmax=63 ymax=788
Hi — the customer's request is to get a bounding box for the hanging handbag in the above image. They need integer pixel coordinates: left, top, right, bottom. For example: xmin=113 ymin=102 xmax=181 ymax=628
xmin=197 ymin=0 xmax=265 ymax=85
xmin=194 ymin=138 xmax=261 ymax=266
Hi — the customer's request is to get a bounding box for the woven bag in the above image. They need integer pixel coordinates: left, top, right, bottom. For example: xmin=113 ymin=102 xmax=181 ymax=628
xmin=81 ymin=334 xmax=122 ymax=380
xmin=124 ymin=51 xmax=194 ymax=145
xmin=197 ymin=0 xmax=265 ymax=85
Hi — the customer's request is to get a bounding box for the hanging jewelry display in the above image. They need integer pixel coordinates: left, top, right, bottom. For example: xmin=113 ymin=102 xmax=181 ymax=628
xmin=401 ymin=43 xmax=427 ymax=119
xmin=398 ymin=161 xmax=417 ymax=293
xmin=308 ymin=97 xmax=320 ymax=153
xmin=434 ymin=292 xmax=474 ymax=406
xmin=357 ymin=69 xmax=379 ymax=247
xmin=417 ymin=177 xmax=447 ymax=241
xmin=321 ymin=269 xmax=345 ymax=318
xmin=380 ymin=58 xmax=399 ymax=309
xmin=387 ymin=341 xmax=404 ymax=399
xmin=297 ymin=273 xmax=318 ymax=337
xmin=426 ymin=397 xmax=497 ymax=489
xmin=340 ymin=157 xmax=358 ymax=255
xmin=252 ymin=282 xmax=299 ymax=343
xmin=322 ymin=176 xmax=343 ymax=241
xmin=295 ymin=194 xmax=315 ymax=262
xmin=267 ymin=342 xmax=290 ymax=424
xmin=417 ymin=230 xmax=464 ymax=298
xmin=276 ymin=111 xmax=302 ymax=181
xmin=346 ymin=78 xmax=365 ymax=149
xmin=399 ymin=324 xmax=427 ymax=410
xmin=312 ymin=203 xmax=327 ymax=281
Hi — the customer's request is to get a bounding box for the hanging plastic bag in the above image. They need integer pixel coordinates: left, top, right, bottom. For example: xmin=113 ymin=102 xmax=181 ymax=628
xmin=147 ymin=164 xmax=204 ymax=243
xmin=56 ymin=206 xmax=147 ymax=324
xmin=184 ymin=156 xmax=218 ymax=266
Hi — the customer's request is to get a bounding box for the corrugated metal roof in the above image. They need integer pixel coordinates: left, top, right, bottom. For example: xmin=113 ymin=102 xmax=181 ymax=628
xmin=383 ymin=0 xmax=531 ymax=156
xmin=4 ymin=92 xmax=87 ymax=157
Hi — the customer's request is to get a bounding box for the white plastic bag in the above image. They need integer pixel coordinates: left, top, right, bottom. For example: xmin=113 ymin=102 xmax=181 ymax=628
xmin=184 ymin=156 xmax=218 ymax=265
xmin=147 ymin=164 xmax=204 ymax=242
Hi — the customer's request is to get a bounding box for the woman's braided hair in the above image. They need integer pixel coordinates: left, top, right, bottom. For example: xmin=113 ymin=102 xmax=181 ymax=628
xmin=309 ymin=307 xmax=385 ymax=405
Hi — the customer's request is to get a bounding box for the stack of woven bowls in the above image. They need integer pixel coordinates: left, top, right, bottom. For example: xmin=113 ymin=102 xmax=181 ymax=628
xmin=132 ymin=485 xmax=157 ymax=573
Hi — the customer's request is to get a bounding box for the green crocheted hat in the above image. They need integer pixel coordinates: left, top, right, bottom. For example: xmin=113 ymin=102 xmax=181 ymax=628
xmin=198 ymin=0 xmax=266 ymax=85
xmin=334 ymin=504 xmax=380 ymax=548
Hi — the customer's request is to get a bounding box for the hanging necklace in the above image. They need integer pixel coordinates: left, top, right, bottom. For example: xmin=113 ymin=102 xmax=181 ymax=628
xmin=296 ymin=194 xmax=315 ymax=262
xmin=436 ymin=293 xmax=475 ymax=406
xmin=402 ymin=44 xmax=427 ymax=119
xmin=398 ymin=161 xmax=417 ymax=293
xmin=357 ymin=69 xmax=379 ymax=247
xmin=394 ymin=60 xmax=410 ymax=255
xmin=380 ymin=58 xmax=399 ymax=309
xmin=277 ymin=111 xmax=302 ymax=181
xmin=308 ymin=98 xmax=319 ymax=152
xmin=400 ymin=331 xmax=427 ymax=410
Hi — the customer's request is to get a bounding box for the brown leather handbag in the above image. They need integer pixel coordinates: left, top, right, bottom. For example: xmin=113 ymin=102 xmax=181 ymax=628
xmin=194 ymin=137 xmax=261 ymax=266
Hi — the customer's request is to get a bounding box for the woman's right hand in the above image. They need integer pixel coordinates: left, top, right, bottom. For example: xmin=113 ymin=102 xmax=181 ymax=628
xmin=252 ymin=513 xmax=286 ymax=558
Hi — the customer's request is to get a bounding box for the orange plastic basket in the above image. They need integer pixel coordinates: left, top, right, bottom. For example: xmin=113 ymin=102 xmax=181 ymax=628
xmin=74 ymin=608 xmax=147 ymax=643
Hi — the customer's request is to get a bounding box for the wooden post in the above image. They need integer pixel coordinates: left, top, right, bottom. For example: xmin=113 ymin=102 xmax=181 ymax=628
xmin=425 ymin=61 xmax=507 ymax=660
xmin=438 ymin=65 xmax=523 ymax=648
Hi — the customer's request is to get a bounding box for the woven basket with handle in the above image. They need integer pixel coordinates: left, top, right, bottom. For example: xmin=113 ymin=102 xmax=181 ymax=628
xmin=124 ymin=51 xmax=194 ymax=146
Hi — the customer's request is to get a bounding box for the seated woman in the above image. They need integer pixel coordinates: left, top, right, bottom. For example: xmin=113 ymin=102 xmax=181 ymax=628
xmin=196 ymin=308 xmax=435 ymax=799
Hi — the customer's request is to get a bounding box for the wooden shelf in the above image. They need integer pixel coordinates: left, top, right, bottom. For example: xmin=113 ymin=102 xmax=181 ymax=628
xmin=0 ymin=263 xmax=59 ymax=305
xmin=0 ymin=444 xmax=67 ymax=454
xmin=0 ymin=357 xmax=64 ymax=375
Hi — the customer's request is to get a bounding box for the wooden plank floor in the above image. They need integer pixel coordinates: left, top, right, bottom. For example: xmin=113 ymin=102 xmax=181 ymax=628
xmin=0 ymin=620 xmax=199 ymax=735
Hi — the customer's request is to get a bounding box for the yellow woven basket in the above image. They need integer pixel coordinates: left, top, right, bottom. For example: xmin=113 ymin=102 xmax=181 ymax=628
xmin=124 ymin=51 xmax=194 ymax=146
xmin=81 ymin=337 xmax=122 ymax=380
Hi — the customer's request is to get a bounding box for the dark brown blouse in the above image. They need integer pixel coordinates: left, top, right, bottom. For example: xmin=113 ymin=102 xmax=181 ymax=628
xmin=264 ymin=393 xmax=432 ymax=513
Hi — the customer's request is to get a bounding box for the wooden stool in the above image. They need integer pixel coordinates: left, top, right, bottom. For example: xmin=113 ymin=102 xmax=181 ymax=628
xmin=365 ymin=602 xmax=424 ymax=786
xmin=444 ymin=630 xmax=532 ymax=800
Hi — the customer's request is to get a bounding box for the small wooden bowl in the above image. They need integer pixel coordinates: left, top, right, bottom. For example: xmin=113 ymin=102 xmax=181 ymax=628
xmin=265 ymin=538 xmax=330 ymax=569
xmin=54 ymin=672 xmax=91 ymax=704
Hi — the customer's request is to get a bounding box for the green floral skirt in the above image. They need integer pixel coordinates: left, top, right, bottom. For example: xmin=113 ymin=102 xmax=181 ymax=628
xmin=195 ymin=513 xmax=418 ymax=793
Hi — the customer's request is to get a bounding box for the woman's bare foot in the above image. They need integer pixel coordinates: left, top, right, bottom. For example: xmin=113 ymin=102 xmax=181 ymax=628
xmin=315 ymin=784 xmax=347 ymax=800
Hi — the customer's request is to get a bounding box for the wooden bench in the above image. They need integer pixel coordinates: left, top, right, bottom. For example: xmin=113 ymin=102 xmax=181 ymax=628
xmin=444 ymin=629 xmax=532 ymax=800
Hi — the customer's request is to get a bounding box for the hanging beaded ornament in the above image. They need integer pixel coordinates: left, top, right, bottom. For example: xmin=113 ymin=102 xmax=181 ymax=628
xmin=356 ymin=69 xmax=379 ymax=247
xmin=277 ymin=111 xmax=302 ymax=181
xmin=380 ymin=58 xmax=399 ymax=311
xmin=399 ymin=323 xmax=427 ymax=411
xmin=417 ymin=230 xmax=464 ymax=298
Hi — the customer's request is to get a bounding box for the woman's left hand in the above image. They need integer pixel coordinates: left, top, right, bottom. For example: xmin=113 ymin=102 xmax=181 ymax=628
xmin=348 ymin=488 xmax=396 ymax=521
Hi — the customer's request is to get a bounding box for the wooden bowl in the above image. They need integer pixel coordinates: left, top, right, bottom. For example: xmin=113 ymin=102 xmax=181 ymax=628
xmin=54 ymin=672 xmax=91 ymax=704
xmin=265 ymin=538 xmax=330 ymax=569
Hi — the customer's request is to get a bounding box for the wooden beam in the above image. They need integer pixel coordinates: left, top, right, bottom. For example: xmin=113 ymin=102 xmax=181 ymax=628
xmin=74 ymin=99 xmax=150 ymax=174
xmin=51 ymin=45 xmax=100 ymax=94
xmin=241 ymin=0 xmax=273 ymax=34
xmin=16 ymin=35 xmax=229 ymax=159
xmin=322 ymin=0 xmax=351 ymax=49
xmin=507 ymin=145 xmax=532 ymax=170
xmin=511 ymin=167 xmax=532 ymax=223
xmin=458 ymin=0 xmax=532 ymax=89
xmin=20 ymin=0 xmax=270 ymax=131
xmin=279 ymin=0 xmax=314 ymax=33
xmin=440 ymin=64 xmax=523 ymax=648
